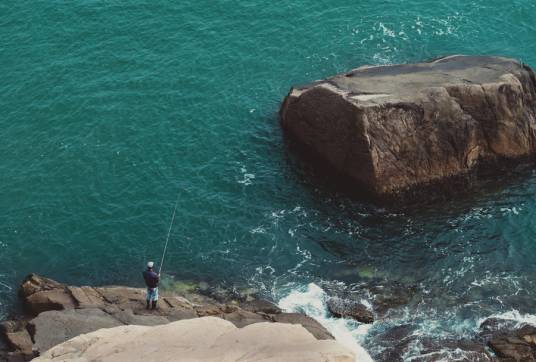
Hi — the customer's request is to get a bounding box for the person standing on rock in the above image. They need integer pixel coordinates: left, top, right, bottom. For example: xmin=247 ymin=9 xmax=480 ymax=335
xmin=143 ymin=262 xmax=160 ymax=310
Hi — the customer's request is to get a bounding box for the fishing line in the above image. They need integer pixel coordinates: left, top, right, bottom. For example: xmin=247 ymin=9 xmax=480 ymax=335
xmin=159 ymin=193 xmax=180 ymax=275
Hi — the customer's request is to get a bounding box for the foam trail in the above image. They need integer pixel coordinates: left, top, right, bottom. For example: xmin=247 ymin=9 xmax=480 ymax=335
xmin=278 ymin=283 xmax=373 ymax=362
xmin=0 ymin=281 xmax=12 ymax=291
xmin=482 ymin=309 xmax=536 ymax=326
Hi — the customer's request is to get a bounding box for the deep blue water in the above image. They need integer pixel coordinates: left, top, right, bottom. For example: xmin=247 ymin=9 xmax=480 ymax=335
xmin=1 ymin=1 xmax=536 ymax=360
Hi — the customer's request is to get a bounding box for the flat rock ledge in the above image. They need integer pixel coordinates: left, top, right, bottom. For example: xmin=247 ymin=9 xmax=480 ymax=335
xmin=0 ymin=274 xmax=334 ymax=361
xmin=280 ymin=55 xmax=536 ymax=199
xmin=33 ymin=317 xmax=354 ymax=362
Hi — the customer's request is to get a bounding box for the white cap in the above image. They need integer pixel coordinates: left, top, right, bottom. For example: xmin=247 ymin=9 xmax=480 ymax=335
xmin=147 ymin=261 xmax=154 ymax=268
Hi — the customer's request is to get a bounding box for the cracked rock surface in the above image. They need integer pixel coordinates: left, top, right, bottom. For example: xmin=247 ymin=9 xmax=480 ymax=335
xmin=1 ymin=274 xmax=333 ymax=361
xmin=280 ymin=55 xmax=536 ymax=198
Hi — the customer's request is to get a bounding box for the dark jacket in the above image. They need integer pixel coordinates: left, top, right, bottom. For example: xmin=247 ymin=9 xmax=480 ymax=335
xmin=143 ymin=269 xmax=160 ymax=289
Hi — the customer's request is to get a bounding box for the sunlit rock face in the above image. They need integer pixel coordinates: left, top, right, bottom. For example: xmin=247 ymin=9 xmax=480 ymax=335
xmin=280 ymin=55 xmax=536 ymax=199
xmin=33 ymin=317 xmax=355 ymax=362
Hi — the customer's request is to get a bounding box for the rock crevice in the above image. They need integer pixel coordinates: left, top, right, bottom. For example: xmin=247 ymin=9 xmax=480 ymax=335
xmin=1 ymin=274 xmax=333 ymax=361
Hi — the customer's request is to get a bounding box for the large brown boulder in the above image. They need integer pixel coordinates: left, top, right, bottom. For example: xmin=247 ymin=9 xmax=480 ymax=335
xmin=280 ymin=55 xmax=536 ymax=198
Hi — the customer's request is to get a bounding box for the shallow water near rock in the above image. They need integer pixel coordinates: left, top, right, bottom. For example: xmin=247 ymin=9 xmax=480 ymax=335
xmin=2 ymin=1 xmax=536 ymax=360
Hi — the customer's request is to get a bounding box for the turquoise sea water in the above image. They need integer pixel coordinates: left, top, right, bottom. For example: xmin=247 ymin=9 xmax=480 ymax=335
xmin=2 ymin=1 xmax=536 ymax=360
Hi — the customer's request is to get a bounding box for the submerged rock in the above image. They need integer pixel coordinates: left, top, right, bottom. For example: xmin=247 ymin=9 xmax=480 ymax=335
xmin=371 ymin=324 xmax=418 ymax=361
xmin=368 ymin=282 xmax=418 ymax=315
xmin=371 ymin=324 xmax=492 ymax=362
xmin=33 ymin=317 xmax=354 ymax=362
xmin=280 ymin=55 xmax=536 ymax=199
xmin=326 ymin=297 xmax=374 ymax=323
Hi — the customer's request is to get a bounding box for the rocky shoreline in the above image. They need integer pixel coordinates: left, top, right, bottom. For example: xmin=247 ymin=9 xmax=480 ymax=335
xmin=0 ymin=274 xmax=336 ymax=361
xmin=3 ymin=274 xmax=536 ymax=361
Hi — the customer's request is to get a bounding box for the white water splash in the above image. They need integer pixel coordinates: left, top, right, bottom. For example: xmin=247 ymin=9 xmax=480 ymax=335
xmin=480 ymin=309 xmax=536 ymax=327
xmin=278 ymin=283 xmax=373 ymax=362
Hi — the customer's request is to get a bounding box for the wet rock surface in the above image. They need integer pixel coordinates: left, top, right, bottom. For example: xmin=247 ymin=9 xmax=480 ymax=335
xmin=370 ymin=324 xmax=494 ymax=362
xmin=280 ymin=55 xmax=536 ymax=200
xmin=370 ymin=324 xmax=418 ymax=361
xmin=482 ymin=320 xmax=536 ymax=361
xmin=369 ymin=282 xmax=418 ymax=316
xmin=326 ymin=297 xmax=374 ymax=323
xmin=326 ymin=279 xmax=419 ymax=318
xmin=0 ymin=274 xmax=333 ymax=360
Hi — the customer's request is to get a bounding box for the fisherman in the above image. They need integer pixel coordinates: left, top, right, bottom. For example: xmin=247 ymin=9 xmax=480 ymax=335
xmin=143 ymin=261 xmax=160 ymax=310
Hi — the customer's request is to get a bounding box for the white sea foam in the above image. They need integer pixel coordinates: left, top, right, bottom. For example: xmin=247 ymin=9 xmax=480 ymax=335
xmin=480 ymin=309 xmax=536 ymax=327
xmin=237 ymin=166 xmax=255 ymax=185
xmin=377 ymin=22 xmax=396 ymax=38
xmin=278 ymin=283 xmax=373 ymax=362
xmin=250 ymin=226 xmax=266 ymax=234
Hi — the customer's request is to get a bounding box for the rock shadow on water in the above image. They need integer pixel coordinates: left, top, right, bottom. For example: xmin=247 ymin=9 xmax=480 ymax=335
xmin=283 ymin=130 xmax=536 ymax=212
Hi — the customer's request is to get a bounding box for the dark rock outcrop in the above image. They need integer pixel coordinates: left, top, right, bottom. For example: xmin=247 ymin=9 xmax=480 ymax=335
xmin=371 ymin=324 xmax=493 ymax=362
xmin=485 ymin=323 xmax=536 ymax=360
xmin=367 ymin=281 xmax=418 ymax=316
xmin=280 ymin=55 xmax=536 ymax=199
xmin=1 ymin=274 xmax=333 ymax=359
xmin=28 ymin=309 xmax=123 ymax=354
xmin=0 ymin=320 xmax=34 ymax=361
xmin=326 ymin=297 xmax=374 ymax=324
xmin=240 ymin=299 xmax=282 ymax=315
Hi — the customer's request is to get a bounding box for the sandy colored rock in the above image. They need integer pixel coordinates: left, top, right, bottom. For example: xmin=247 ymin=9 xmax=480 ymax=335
xmin=67 ymin=286 xmax=104 ymax=308
xmin=24 ymin=290 xmax=75 ymax=316
xmin=103 ymin=309 xmax=170 ymax=326
xmin=34 ymin=317 xmax=354 ymax=362
xmin=4 ymin=275 xmax=336 ymax=360
xmin=94 ymin=286 xmax=147 ymax=309
xmin=3 ymin=330 xmax=33 ymax=356
xmin=280 ymin=55 xmax=536 ymax=198
xmin=19 ymin=275 xmax=63 ymax=298
xmin=19 ymin=274 xmax=75 ymax=315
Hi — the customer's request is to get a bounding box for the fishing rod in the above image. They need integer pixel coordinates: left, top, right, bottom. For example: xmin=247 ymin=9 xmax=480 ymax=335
xmin=159 ymin=193 xmax=180 ymax=275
